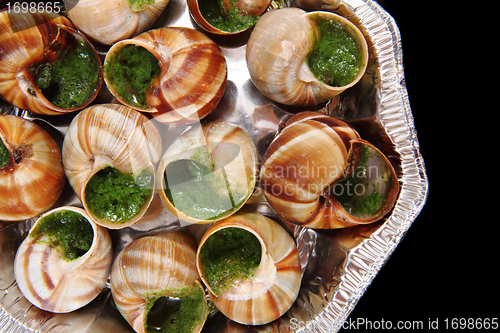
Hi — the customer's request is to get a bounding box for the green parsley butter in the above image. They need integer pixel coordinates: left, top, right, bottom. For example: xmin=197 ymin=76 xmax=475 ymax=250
xmin=307 ymin=16 xmax=363 ymax=87
xmin=198 ymin=0 xmax=259 ymax=33
xmin=199 ymin=227 xmax=262 ymax=295
xmin=33 ymin=38 xmax=100 ymax=109
xmin=30 ymin=210 xmax=93 ymax=261
xmin=85 ymin=166 xmax=153 ymax=224
xmin=0 ymin=138 xmax=10 ymax=168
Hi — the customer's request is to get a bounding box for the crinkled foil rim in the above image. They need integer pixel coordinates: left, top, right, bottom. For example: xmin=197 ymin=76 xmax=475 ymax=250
xmin=0 ymin=1 xmax=428 ymax=332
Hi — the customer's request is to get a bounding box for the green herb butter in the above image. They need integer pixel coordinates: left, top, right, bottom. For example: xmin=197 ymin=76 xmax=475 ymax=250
xmin=307 ymin=16 xmax=363 ymax=87
xmin=85 ymin=166 xmax=153 ymax=223
xmin=198 ymin=0 xmax=260 ymax=33
xmin=104 ymin=44 xmax=160 ymax=109
xmin=127 ymin=0 xmax=155 ymax=10
xmin=144 ymin=285 xmax=206 ymax=333
xmin=30 ymin=210 xmax=93 ymax=261
xmin=199 ymin=227 xmax=261 ymax=295
xmin=0 ymin=138 xmax=10 ymax=168
xmin=33 ymin=38 xmax=100 ymax=109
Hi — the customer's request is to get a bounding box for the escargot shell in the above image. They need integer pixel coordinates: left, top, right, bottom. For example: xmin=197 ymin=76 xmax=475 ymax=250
xmin=14 ymin=206 xmax=113 ymax=313
xmin=157 ymin=121 xmax=259 ymax=224
xmin=62 ymin=104 xmax=162 ymax=229
xmin=260 ymin=112 xmax=400 ymax=229
xmin=0 ymin=10 xmax=102 ymax=115
xmin=110 ymin=231 xmax=208 ymax=333
xmin=187 ymin=0 xmax=272 ymax=35
xmin=103 ymin=27 xmax=227 ymax=126
xmin=0 ymin=115 xmax=65 ymax=221
xmin=246 ymin=8 xmax=368 ymax=106
xmin=196 ymin=212 xmax=302 ymax=325
xmin=64 ymin=0 xmax=170 ymax=45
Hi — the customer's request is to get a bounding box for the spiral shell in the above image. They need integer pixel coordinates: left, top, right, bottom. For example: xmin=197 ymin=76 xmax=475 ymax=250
xmin=187 ymin=0 xmax=272 ymax=35
xmin=260 ymin=112 xmax=399 ymax=229
xmin=14 ymin=206 xmax=113 ymax=313
xmin=196 ymin=213 xmax=301 ymax=325
xmin=0 ymin=10 xmax=102 ymax=115
xmin=157 ymin=121 xmax=259 ymax=224
xmin=0 ymin=115 xmax=65 ymax=221
xmin=64 ymin=0 xmax=170 ymax=45
xmin=62 ymin=104 xmax=162 ymax=229
xmin=103 ymin=27 xmax=227 ymax=126
xmin=246 ymin=8 xmax=368 ymax=106
xmin=110 ymin=231 xmax=208 ymax=333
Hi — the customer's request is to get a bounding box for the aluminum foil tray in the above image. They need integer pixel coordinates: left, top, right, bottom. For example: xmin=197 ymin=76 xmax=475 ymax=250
xmin=0 ymin=0 xmax=428 ymax=332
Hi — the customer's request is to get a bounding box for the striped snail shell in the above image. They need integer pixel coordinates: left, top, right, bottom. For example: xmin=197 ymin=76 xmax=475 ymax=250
xmin=0 ymin=10 xmax=102 ymax=115
xmin=110 ymin=231 xmax=208 ymax=333
xmin=14 ymin=206 xmax=113 ymax=313
xmin=103 ymin=27 xmax=227 ymax=126
xmin=0 ymin=114 xmax=65 ymax=221
xmin=62 ymin=104 xmax=162 ymax=229
xmin=260 ymin=112 xmax=400 ymax=229
xmin=64 ymin=0 xmax=171 ymax=45
xmin=246 ymin=8 xmax=368 ymax=106
xmin=196 ymin=213 xmax=302 ymax=325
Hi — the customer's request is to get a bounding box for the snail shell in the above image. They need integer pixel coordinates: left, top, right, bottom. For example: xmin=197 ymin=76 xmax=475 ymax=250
xmin=14 ymin=206 xmax=113 ymax=313
xmin=103 ymin=27 xmax=227 ymax=126
xmin=64 ymin=0 xmax=170 ymax=45
xmin=0 ymin=10 xmax=102 ymax=115
xmin=246 ymin=8 xmax=368 ymax=106
xmin=110 ymin=231 xmax=208 ymax=333
xmin=62 ymin=104 xmax=162 ymax=229
xmin=260 ymin=112 xmax=400 ymax=229
xmin=157 ymin=121 xmax=259 ymax=224
xmin=187 ymin=0 xmax=272 ymax=35
xmin=196 ymin=213 xmax=302 ymax=325
xmin=0 ymin=115 xmax=65 ymax=221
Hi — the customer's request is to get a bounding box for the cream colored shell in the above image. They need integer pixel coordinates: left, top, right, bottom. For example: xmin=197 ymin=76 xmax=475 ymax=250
xmin=0 ymin=11 xmax=102 ymax=115
xmin=196 ymin=213 xmax=302 ymax=325
xmin=110 ymin=231 xmax=208 ymax=333
xmin=14 ymin=206 xmax=113 ymax=313
xmin=62 ymin=104 xmax=162 ymax=229
xmin=64 ymin=0 xmax=170 ymax=45
xmin=0 ymin=115 xmax=65 ymax=221
xmin=103 ymin=27 xmax=227 ymax=126
xmin=156 ymin=121 xmax=259 ymax=224
xmin=246 ymin=8 xmax=369 ymax=106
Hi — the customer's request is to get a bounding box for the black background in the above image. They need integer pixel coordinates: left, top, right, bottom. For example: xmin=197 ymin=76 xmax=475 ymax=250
xmin=343 ymin=1 xmax=496 ymax=331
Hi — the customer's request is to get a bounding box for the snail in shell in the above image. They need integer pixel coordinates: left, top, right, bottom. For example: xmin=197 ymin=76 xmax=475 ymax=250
xmin=62 ymin=104 xmax=162 ymax=229
xmin=0 ymin=115 xmax=65 ymax=221
xmin=196 ymin=213 xmax=302 ymax=325
xmin=64 ymin=0 xmax=171 ymax=45
xmin=0 ymin=10 xmax=102 ymax=115
xmin=260 ymin=112 xmax=400 ymax=229
xmin=110 ymin=231 xmax=208 ymax=333
xmin=156 ymin=121 xmax=259 ymax=224
xmin=246 ymin=8 xmax=369 ymax=106
xmin=14 ymin=206 xmax=113 ymax=313
xmin=103 ymin=27 xmax=227 ymax=126
xmin=187 ymin=0 xmax=272 ymax=35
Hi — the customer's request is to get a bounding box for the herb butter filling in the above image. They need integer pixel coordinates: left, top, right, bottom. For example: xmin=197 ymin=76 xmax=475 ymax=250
xmin=307 ymin=16 xmax=363 ymax=87
xmin=104 ymin=44 xmax=160 ymax=109
xmin=33 ymin=38 xmax=100 ymax=109
xmin=198 ymin=0 xmax=260 ymax=33
xmin=199 ymin=227 xmax=262 ymax=295
xmin=144 ymin=285 xmax=206 ymax=333
xmin=164 ymin=157 xmax=245 ymax=220
xmin=85 ymin=166 xmax=153 ymax=224
xmin=30 ymin=210 xmax=93 ymax=261
xmin=0 ymin=138 xmax=9 ymax=168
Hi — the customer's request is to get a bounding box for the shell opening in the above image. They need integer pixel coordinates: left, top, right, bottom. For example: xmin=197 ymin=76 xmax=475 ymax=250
xmin=143 ymin=284 xmax=207 ymax=333
xmin=29 ymin=209 xmax=94 ymax=261
xmin=126 ymin=0 xmax=157 ymax=12
xmin=83 ymin=166 xmax=154 ymax=224
xmin=0 ymin=137 xmax=11 ymax=169
xmin=197 ymin=0 xmax=263 ymax=33
xmin=104 ymin=43 xmax=161 ymax=110
xmin=198 ymin=227 xmax=270 ymax=297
